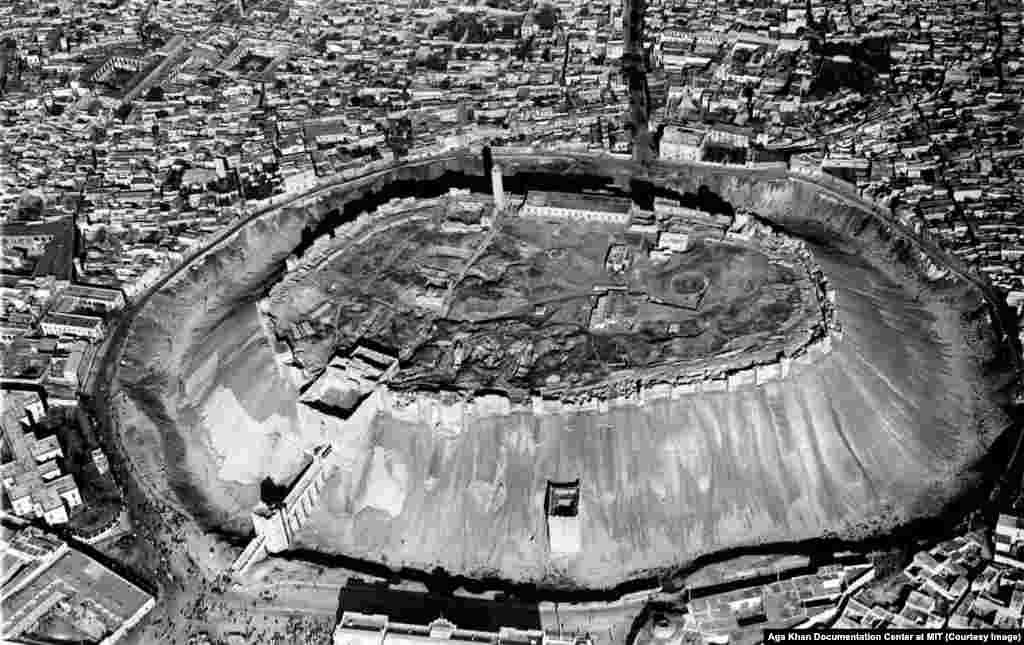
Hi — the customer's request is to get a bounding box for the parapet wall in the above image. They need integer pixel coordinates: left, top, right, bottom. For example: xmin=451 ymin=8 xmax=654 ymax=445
xmin=265 ymin=186 xmax=846 ymax=432
xmin=376 ymin=331 xmax=841 ymax=435
xmin=221 ymin=148 xmax=1008 ymax=419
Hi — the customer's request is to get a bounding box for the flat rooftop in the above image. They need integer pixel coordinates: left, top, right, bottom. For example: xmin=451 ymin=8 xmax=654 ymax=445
xmin=2 ymin=547 xmax=153 ymax=639
xmin=525 ymin=191 xmax=632 ymax=214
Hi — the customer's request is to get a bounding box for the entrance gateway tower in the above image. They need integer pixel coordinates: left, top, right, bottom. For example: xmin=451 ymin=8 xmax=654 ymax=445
xmin=545 ymin=480 xmax=582 ymax=558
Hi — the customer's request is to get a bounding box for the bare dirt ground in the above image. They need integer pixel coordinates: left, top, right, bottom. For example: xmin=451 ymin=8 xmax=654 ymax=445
xmin=92 ymin=328 xmax=338 ymax=645
xmin=267 ymin=212 xmax=816 ymax=393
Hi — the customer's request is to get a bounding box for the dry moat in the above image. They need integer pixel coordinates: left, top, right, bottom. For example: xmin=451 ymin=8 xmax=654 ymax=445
xmin=114 ymin=154 xmax=1014 ymax=590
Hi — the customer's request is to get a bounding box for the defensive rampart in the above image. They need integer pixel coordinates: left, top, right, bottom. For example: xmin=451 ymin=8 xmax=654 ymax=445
xmin=261 ymin=180 xmax=843 ymax=424
xmin=122 ymin=147 xmax=1017 ymax=587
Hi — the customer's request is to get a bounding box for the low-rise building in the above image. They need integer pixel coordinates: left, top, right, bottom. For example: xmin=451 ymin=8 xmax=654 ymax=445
xmin=39 ymin=312 xmax=106 ymax=341
xmin=0 ymin=391 xmax=82 ymax=525
xmin=0 ymin=219 xmax=65 ymax=257
xmin=300 ymin=344 xmax=400 ymax=412
xmin=57 ymin=283 xmax=126 ymax=312
xmin=995 ymin=514 xmax=1024 ymax=569
xmin=520 ymin=191 xmax=633 ymax=226
xmin=333 ymin=579 xmax=563 ymax=645
xmin=1 ymin=525 xmax=155 ymax=644
xmin=335 ymin=613 xmax=571 ymax=645
xmin=660 ymin=125 xmax=706 ymax=161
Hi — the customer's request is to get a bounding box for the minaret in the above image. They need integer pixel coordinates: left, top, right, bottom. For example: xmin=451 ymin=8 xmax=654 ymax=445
xmin=491 ymin=163 xmax=505 ymax=211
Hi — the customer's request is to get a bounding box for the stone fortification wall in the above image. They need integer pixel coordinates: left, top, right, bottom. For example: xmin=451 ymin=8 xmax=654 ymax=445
xmin=261 ymin=182 xmax=845 ymax=430
xmin=275 ymin=195 xmax=448 ymax=294
xmin=271 ymin=216 xmax=842 ymax=434
xmin=215 ymin=146 xmax=1007 ymax=430
xmin=231 ymin=392 xmax=387 ymax=576
xmin=374 ymin=328 xmax=840 ymax=436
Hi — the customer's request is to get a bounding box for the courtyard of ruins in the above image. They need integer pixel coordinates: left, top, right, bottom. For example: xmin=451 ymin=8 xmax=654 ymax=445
xmin=265 ymin=195 xmax=821 ymax=397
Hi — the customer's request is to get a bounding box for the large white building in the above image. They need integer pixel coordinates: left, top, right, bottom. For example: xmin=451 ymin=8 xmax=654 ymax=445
xmin=519 ymin=191 xmax=632 ymax=226
xmin=59 ymin=284 xmax=126 ymax=312
xmin=995 ymin=513 xmax=1024 ymax=569
xmin=659 ymin=125 xmax=705 ymax=161
xmin=704 ymin=127 xmax=750 ymax=151
xmin=334 ymin=612 xmax=573 ymax=645
xmin=39 ymin=312 xmax=106 ymax=341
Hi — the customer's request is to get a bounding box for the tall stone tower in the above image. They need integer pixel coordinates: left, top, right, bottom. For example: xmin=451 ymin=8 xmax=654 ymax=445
xmin=491 ymin=163 xmax=506 ymax=211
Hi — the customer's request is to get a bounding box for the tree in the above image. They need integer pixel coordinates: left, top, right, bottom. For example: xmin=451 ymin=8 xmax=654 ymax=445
xmin=447 ymin=13 xmax=488 ymax=43
xmin=513 ymin=35 xmax=534 ymax=60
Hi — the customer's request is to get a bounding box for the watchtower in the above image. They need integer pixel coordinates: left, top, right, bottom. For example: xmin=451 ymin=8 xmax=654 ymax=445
xmin=491 ymin=163 xmax=506 ymax=211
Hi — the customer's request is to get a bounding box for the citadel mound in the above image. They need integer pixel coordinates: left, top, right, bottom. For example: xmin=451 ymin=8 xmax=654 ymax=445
xmin=115 ymin=151 xmax=1014 ymax=589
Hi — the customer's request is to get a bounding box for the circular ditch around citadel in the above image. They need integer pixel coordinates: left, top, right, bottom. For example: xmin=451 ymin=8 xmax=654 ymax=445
xmin=113 ymin=150 xmax=1017 ymax=591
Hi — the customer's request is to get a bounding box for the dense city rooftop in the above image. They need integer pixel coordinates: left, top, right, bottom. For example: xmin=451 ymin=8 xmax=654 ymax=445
xmin=1 ymin=0 xmax=1023 ymax=641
